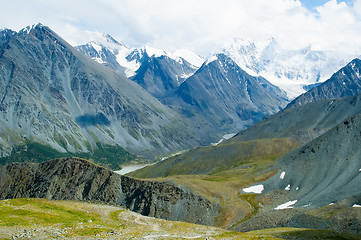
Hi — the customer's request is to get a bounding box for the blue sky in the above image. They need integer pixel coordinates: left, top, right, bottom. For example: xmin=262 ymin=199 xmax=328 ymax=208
xmin=1 ymin=0 xmax=361 ymax=55
xmin=300 ymin=0 xmax=352 ymax=9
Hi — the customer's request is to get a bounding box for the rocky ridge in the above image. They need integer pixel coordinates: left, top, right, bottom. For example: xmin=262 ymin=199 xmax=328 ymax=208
xmin=0 ymin=157 xmax=220 ymax=225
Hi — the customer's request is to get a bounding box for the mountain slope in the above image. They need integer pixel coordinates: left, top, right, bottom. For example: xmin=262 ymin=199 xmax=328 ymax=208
xmin=230 ymin=111 xmax=361 ymax=233
xmin=231 ymin=93 xmax=361 ymax=145
xmin=287 ymin=58 xmax=361 ymax=108
xmin=132 ymin=93 xmax=361 ymax=178
xmin=162 ymin=53 xmax=288 ymax=132
xmin=260 ymin=111 xmax=361 ymax=208
xmin=76 ymin=34 xmax=139 ymax=77
xmin=130 ymin=54 xmax=197 ymax=98
xmin=0 ymin=24 xmax=207 ymax=160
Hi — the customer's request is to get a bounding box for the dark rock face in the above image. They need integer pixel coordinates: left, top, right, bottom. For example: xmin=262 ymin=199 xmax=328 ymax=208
xmin=119 ymin=175 xmax=217 ymax=224
xmin=0 ymin=158 xmax=220 ymax=225
xmin=131 ymin=54 xmax=197 ymax=98
xmin=287 ymin=58 xmax=361 ymax=109
xmin=0 ymin=158 xmax=121 ymax=203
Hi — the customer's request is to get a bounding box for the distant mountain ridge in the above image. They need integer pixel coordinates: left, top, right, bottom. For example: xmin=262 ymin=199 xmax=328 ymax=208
xmin=222 ymin=38 xmax=356 ymax=98
xmin=78 ymin=35 xmax=288 ymax=134
xmin=76 ymin=37 xmax=204 ymax=79
xmin=287 ymin=58 xmax=361 ymax=108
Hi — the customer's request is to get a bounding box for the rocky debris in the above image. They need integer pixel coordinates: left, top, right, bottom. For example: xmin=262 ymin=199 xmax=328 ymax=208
xmin=0 ymin=157 xmax=220 ymax=225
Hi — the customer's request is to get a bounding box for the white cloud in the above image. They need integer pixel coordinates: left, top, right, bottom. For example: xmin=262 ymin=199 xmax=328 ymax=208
xmin=1 ymin=0 xmax=361 ymax=55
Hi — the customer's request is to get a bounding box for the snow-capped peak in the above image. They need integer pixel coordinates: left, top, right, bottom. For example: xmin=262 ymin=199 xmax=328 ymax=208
xmin=19 ymin=22 xmax=44 ymax=34
xmin=101 ymin=33 xmax=123 ymax=46
xmin=204 ymin=55 xmax=218 ymax=65
xmin=169 ymin=49 xmax=205 ymax=68
xmin=89 ymin=32 xmax=127 ymax=50
xmin=221 ymin=36 xmax=356 ymax=99
xmin=144 ymin=45 xmax=168 ymax=58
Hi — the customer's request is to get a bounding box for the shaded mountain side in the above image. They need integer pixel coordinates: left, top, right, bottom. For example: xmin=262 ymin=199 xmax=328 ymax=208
xmin=231 ymin=93 xmax=361 ymax=145
xmin=286 ymin=58 xmax=361 ymax=109
xmin=162 ymin=54 xmax=288 ymax=132
xmin=0 ymin=24 xmax=212 ymax=161
xmin=259 ymin=112 xmax=361 ymax=209
xmin=130 ymin=54 xmax=197 ymax=98
xmin=0 ymin=157 xmax=220 ymax=225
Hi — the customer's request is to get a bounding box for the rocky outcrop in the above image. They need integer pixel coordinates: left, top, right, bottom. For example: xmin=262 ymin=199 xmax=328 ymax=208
xmin=119 ymin=175 xmax=217 ymax=224
xmin=0 ymin=157 xmax=220 ymax=225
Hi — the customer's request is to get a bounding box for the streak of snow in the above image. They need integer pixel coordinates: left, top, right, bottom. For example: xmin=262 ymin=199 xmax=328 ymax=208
xmin=280 ymin=171 xmax=286 ymax=179
xmin=285 ymin=184 xmax=291 ymax=191
xmin=353 ymin=204 xmax=361 ymax=208
xmin=274 ymin=200 xmax=298 ymax=210
xmin=91 ymin=42 xmax=102 ymax=52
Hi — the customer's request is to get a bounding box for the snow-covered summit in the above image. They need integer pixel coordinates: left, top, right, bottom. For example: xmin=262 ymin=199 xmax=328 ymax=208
xmin=169 ymin=49 xmax=204 ymax=68
xmin=77 ymin=33 xmax=204 ymax=77
xmin=222 ymin=37 xmax=357 ymax=99
xmin=19 ymin=23 xmax=44 ymax=34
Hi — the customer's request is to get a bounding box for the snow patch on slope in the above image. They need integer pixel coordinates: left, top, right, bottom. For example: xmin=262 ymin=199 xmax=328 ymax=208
xmin=274 ymin=200 xmax=298 ymax=210
xmin=243 ymin=184 xmax=264 ymax=194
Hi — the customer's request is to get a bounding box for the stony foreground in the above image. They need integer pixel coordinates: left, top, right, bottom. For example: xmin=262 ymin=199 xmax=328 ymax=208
xmin=1 ymin=198 xmax=360 ymax=240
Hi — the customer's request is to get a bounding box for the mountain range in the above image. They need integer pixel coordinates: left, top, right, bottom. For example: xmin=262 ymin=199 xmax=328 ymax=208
xmin=78 ymin=36 xmax=289 ymax=132
xmin=0 ymin=24 xmax=212 ymax=163
xmin=0 ymin=23 xmax=293 ymax=166
xmin=222 ymin=37 xmax=357 ymax=98
xmin=131 ymin=56 xmax=361 ymax=234
xmin=2 ymin=22 xmax=361 ymax=238
xmin=162 ymin=53 xmax=288 ymax=131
